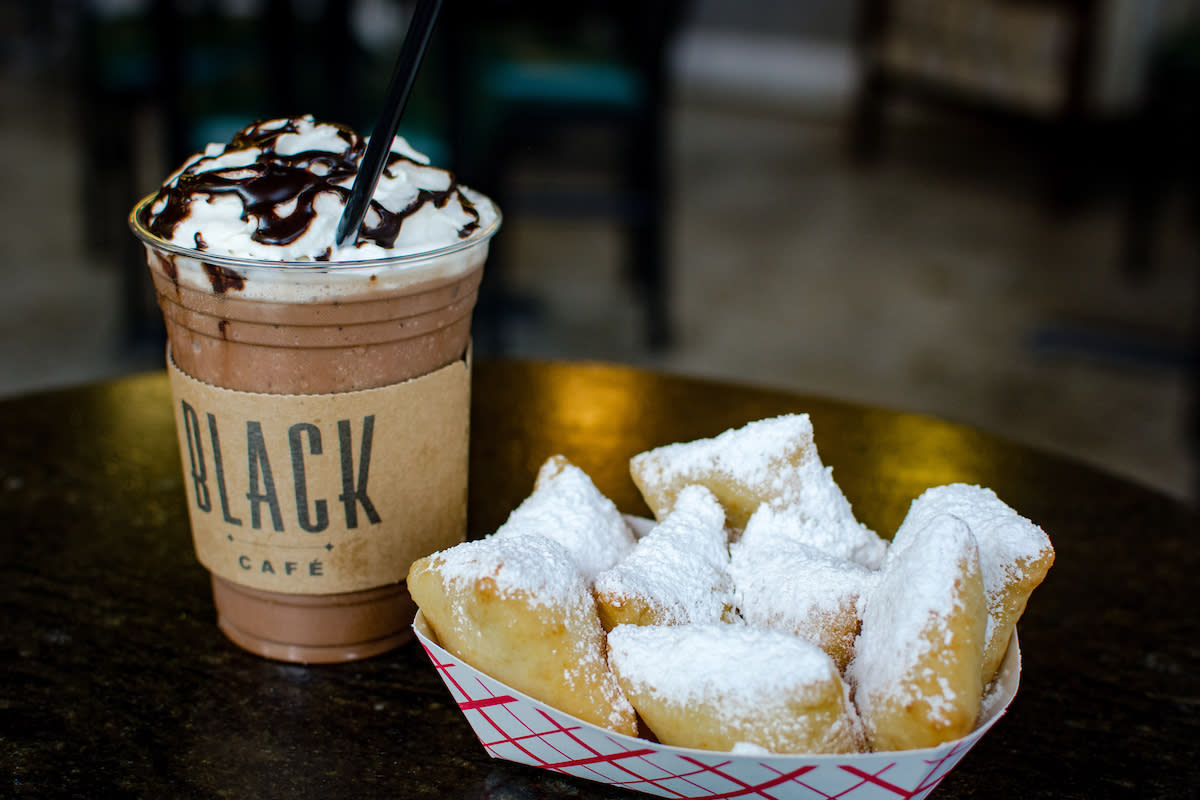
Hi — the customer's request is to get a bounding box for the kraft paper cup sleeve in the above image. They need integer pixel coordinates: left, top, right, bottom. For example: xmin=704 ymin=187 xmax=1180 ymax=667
xmin=412 ymin=612 xmax=1021 ymax=800
xmin=167 ymin=353 xmax=470 ymax=595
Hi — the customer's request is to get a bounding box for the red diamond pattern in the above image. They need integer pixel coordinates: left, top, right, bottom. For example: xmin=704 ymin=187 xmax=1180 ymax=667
xmin=414 ymin=620 xmax=1016 ymax=800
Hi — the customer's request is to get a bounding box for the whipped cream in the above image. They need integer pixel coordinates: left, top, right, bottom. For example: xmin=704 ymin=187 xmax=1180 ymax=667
xmin=142 ymin=115 xmax=497 ymax=262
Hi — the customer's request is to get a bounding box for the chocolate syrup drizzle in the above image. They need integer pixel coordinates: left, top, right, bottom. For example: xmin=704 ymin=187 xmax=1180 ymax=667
xmin=145 ymin=118 xmax=482 ymax=258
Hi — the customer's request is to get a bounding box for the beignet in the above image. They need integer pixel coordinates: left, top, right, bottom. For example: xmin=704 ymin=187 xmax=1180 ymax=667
xmin=896 ymin=483 xmax=1054 ymax=683
xmin=848 ymin=513 xmax=987 ymax=751
xmin=608 ymin=623 xmax=866 ymax=754
xmin=593 ymin=484 xmax=734 ymax=630
xmin=492 ymin=455 xmax=636 ymax=583
xmin=630 ymin=415 xmax=886 ymax=569
xmin=731 ymin=536 xmax=876 ymax=672
xmin=408 ymin=534 xmax=638 ymax=735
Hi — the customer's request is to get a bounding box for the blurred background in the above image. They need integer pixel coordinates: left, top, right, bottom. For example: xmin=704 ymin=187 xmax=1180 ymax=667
xmin=1 ymin=0 xmax=1197 ymax=503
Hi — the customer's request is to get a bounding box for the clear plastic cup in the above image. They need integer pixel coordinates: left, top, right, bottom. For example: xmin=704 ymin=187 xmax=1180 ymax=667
xmin=130 ymin=193 xmax=500 ymax=663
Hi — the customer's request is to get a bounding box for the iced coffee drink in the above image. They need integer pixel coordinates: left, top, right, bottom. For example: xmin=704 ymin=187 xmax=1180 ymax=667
xmin=130 ymin=116 xmax=500 ymax=663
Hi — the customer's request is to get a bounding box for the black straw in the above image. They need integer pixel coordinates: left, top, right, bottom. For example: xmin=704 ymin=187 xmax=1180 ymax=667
xmin=335 ymin=0 xmax=444 ymax=249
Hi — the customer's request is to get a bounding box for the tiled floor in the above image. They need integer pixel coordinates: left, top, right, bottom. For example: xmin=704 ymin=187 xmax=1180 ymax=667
xmin=1 ymin=60 xmax=1195 ymax=503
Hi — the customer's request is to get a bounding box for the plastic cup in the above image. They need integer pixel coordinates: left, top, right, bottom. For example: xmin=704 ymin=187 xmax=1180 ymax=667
xmin=130 ymin=193 xmax=500 ymax=663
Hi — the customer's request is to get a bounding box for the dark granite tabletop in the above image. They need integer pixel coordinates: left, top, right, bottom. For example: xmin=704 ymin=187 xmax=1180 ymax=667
xmin=2 ymin=359 xmax=1197 ymax=799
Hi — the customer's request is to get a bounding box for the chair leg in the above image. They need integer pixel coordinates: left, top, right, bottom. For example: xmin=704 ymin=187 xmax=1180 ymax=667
xmin=849 ymin=67 xmax=887 ymax=165
xmin=631 ymin=76 xmax=671 ymax=349
xmin=848 ymin=0 xmax=888 ymax=164
xmin=1121 ymin=102 xmax=1169 ymax=280
xmin=632 ymin=215 xmax=670 ymax=351
xmin=471 ymin=134 xmax=516 ymax=356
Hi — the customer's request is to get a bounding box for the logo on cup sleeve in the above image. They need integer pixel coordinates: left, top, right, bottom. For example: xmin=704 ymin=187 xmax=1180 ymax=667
xmin=179 ymin=402 xmax=381 ymax=535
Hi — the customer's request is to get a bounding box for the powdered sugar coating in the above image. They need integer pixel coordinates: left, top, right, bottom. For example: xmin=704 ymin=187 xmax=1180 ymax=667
xmin=631 ymin=415 xmax=885 ymax=569
xmin=894 ymin=483 xmax=1053 ymax=681
xmin=608 ymin=623 xmax=866 ymax=754
xmin=632 ymin=415 xmax=817 ymax=512
xmin=731 ymin=536 xmax=877 ymax=669
xmin=849 ymin=513 xmax=986 ymax=748
xmin=593 ymin=485 xmax=732 ymax=625
xmin=609 ymin=623 xmax=840 ymax=709
xmin=738 ymin=502 xmax=888 ymax=571
xmin=412 ymin=533 xmax=638 ymax=734
xmin=851 ymin=515 xmax=973 ymax=694
xmin=492 ymin=458 xmax=636 ymax=582
xmin=894 ymin=483 xmax=1051 ymax=637
xmin=426 ymin=534 xmax=587 ymax=607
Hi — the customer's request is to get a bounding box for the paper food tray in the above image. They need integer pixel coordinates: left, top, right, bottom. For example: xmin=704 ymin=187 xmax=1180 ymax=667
xmin=413 ymin=612 xmax=1020 ymax=800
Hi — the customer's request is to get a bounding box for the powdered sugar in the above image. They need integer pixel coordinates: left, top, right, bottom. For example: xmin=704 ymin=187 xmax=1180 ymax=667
xmin=632 ymin=415 xmax=886 ymax=569
xmin=739 ymin=501 xmax=888 ymax=571
xmin=731 ymin=536 xmax=876 ymax=663
xmin=633 ymin=415 xmax=818 ymax=502
xmin=896 ymin=484 xmax=1052 ymax=635
xmin=418 ymin=532 xmax=637 ymax=734
xmin=608 ymin=623 xmax=839 ymax=711
xmin=593 ymin=485 xmax=732 ymax=625
xmin=492 ymin=459 xmax=636 ymax=582
xmin=428 ymin=534 xmax=586 ymax=607
xmin=849 ymin=513 xmax=982 ymax=727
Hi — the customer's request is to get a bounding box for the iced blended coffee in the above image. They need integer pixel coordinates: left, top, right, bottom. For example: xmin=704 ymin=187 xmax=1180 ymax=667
xmin=130 ymin=115 xmax=500 ymax=663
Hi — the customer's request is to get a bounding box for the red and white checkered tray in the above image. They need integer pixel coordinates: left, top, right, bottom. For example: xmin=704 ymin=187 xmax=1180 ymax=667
xmin=413 ymin=613 xmax=1020 ymax=800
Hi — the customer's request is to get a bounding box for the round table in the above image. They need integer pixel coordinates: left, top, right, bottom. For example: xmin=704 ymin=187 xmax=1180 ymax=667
xmin=1 ymin=359 xmax=1196 ymax=798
